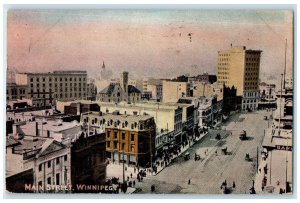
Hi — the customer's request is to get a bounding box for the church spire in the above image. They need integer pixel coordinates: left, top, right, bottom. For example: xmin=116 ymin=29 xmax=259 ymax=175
xmin=102 ymin=61 xmax=105 ymax=70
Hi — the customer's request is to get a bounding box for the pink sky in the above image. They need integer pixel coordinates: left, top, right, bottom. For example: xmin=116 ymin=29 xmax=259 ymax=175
xmin=7 ymin=10 xmax=293 ymax=81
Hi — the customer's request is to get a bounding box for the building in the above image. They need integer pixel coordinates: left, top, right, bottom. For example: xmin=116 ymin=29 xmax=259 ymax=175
xmin=192 ymin=82 xmax=223 ymax=101
xmin=6 ymin=119 xmax=107 ymax=193
xmin=15 ymin=70 xmax=88 ymax=107
xmin=142 ymin=78 xmax=162 ymax=93
xmin=129 ymin=79 xmax=143 ymax=92
xmin=147 ymin=84 xmax=163 ymax=102
xmin=80 ymin=112 xmax=156 ymax=167
xmin=258 ymin=82 xmax=277 ymax=109
xmin=6 ymin=135 xmax=71 ymax=193
xmin=86 ymin=78 xmax=97 ymax=101
xmin=65 ymin=100 xmax=184 ymax=157
xmin=217 ymin=45 xmax=262 ymax=111
xmin=70 ymin=129 xmax=107 ymax=193
xmin=162 ymin=80 xmax=190 ymax=103
xmin=222 ymin=85 xmax=242 ymax=114
xmin=97 ymin=72 xmax=142 ymax=103
xmin=181 ymin=96 xmax=222 ymax=128
xmin=188 ymin=73 xmax=217 ymax=84
xmin=63 ymin=102 xmax=100 ymax=116
xmin=257 ymin=83 xmax=293 ymax=194
xmin=6 ymin=83 xmax=28 ymax=101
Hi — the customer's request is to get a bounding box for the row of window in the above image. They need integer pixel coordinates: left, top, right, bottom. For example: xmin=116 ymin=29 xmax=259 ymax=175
xmin=7 ymin=89 xmax=26 ymax=95
xmin=30 ymin=77 xmax=86 ymax=82
xmin=246 ymin=57 xmax=259 ymax=62
xmin=31 ymin=82 xmax=86 ymax=87
xmin=38 ymin=173 xmax=61 ymax=187
xmin=107 ymin=131 xmax=135 ymax=141
xmin=218 ymin=72 xmax=229 ymax=75
xmin=38 ymin=155 xmax=68 ymax=172
xmin=245 ymin=72 xmax=258 ymax=76
xmin=245 ymin=77 xmax=258 ymax=81
xmin=106 ymin=141 xmax=135 ymax=152
xmin=244 ymin=82 xmax=258 ymax=86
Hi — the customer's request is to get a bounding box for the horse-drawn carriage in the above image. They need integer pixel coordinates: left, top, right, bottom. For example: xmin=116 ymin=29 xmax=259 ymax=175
xmin=194 ymin=153 xmax=201 ymax=161
xmin=221 ymin=146 xmax=228 ymax=155
xmin=239 ymin=130 xmax=247 ymax=140
xmin=245 ymin=153 xmax=250 ymax=161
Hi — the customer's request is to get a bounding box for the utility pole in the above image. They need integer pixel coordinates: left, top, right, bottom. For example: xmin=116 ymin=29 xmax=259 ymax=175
xmin=279 ymin=74 xmax=283 ymax=132
xmin=270 ymin=150 xmax=272 ymax=185
xmin=257 ymin=146 xmax=259 ymax=173
xmin=283 ymin=39 xmax=287 ymax=89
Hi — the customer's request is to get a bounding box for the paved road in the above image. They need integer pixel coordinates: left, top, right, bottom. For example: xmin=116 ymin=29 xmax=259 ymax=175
xmin=135 ymin=110 xmax=271 ymax=194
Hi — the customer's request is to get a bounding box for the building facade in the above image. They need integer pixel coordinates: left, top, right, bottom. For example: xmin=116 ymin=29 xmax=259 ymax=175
xmin=97 ymin=72 xmax=142 ymax=103
xmin=217 ymin=46 xmax=262 ymax=111
xmin=162 ymin=80 xmax=190 ymax=103
xmin=15 ymin=71 xmax=88 ymax=107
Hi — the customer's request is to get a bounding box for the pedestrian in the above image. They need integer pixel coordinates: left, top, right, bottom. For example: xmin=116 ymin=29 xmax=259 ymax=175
xmin=224 ymin=179 xmax=227 ymax=187
xmin=141 ymin=176 xmax=143 ymax=182
xmin=134 ymin=167 xmax=136 ymax=173
xmin=188 ymin=179 xmax=191 ymax=185
xmin=215 ymin=150 xmax=217 ymax=156
xmin=133 ymin=180 xmax=136 ymax=187
xmin=233 ymin=181 xmax=236 ymax=189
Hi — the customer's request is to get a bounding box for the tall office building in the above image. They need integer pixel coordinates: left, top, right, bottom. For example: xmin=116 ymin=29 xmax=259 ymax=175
xmin=217 ymin=46 xmax=262 ymax=111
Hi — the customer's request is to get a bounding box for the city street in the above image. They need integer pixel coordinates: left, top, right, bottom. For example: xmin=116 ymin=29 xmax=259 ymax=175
xmin=135 ymin=110 xmax=272 ymax=194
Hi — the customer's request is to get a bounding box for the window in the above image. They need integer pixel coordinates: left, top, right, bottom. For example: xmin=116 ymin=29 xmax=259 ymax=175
xmin=39 ymin=164 xmax=42 ymax=172
xmin=122 ymin=133 xmax=126 ymax=140
xmin=47 ymin=177 xmax=51 ymax=185
xmin=131 ymin=134 xmax=135 ymax=141
xmin=114 ymin=132 xmax=118 ymax=139
xmin=48 ymin=161 xmax=51 ymax=168
xmin=107 ymin=141 xmax=110 ymax=148
xmin=122 ymin=143 xmax=125 ymax=150
xmin=56 ymin=157 xmax=60 ymax=164
xmin=64 ymin=155 xmax=67 ymax=161
xmin=56 ymin=173 xmax=60 ymax=185
xmin=107 ymin=131 xmax=110 ymax=138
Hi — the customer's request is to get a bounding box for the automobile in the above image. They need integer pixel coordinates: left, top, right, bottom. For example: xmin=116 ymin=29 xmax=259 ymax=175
xmin=239 ymin=130 xmax=247 ymax=140
xmin=184 ymin=152 xmax=190 ymax=161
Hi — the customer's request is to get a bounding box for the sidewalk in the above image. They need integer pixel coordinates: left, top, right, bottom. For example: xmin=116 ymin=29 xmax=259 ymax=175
xmin=151 ymin=131 xmax=209 ymax=176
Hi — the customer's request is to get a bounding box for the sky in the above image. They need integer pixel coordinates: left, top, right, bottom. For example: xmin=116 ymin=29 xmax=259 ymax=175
xmin=6 ymin=9 xmax=293 ymax=82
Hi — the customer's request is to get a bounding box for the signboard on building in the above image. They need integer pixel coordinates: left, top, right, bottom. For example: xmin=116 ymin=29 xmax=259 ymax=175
xmin=275 ymin=145 xmax=292 ymax=151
